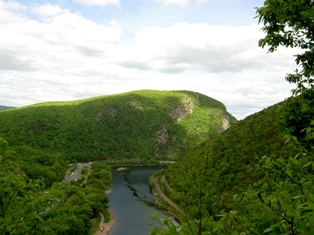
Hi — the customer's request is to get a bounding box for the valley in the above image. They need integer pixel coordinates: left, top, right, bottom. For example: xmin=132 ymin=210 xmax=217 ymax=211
xmin=1 ymin=0 xmax=314 ymax=234
xmin=0 ymin=90 xmax=235 ymax=234
xmin=1 ymin=89 xmax=313 ymax=235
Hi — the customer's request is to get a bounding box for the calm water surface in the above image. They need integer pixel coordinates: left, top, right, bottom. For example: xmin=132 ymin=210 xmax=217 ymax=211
xmin=107 ymin=166 xmax=174 ymax=235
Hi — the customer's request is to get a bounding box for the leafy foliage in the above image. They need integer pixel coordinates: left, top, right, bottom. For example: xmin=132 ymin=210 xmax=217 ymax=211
xmin=151 ymin=99 xmax=314 ymax=234
xmin=0 ymin=137 xmax=111 ymax=235
xmin=256 ymin=0 xmax=314 ymax=142
xmin=148 ymin=2 xmax=314 ymax=233
xmin=0 ymin=137 xmax=64 ymax=234
xmin=256 ymin=0 xmax=314 ymax=96
xmin=40 ymin=161 xmax=111 ymax=235
xmin=0 ymin=90 xmax=235 ymax=163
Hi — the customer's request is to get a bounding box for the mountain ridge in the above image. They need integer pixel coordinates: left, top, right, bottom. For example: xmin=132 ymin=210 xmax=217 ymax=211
xmin=0 ymin=89 xmax=236 ymax=163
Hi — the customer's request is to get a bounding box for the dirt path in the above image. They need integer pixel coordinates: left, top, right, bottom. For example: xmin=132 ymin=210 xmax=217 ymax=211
xmin=94 ymin=210 xmax=114 ymax=235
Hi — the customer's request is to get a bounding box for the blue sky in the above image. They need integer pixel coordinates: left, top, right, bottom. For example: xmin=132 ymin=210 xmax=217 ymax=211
xmin=0 ymin=0 xmax=297 ymax=119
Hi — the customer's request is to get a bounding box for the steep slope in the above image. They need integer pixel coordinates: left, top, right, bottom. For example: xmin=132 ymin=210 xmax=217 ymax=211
xmin=165 ymin=100 xmax=290 ymax=187
xmin=155 ymin=98 xmax=312 ymax=233
xmin=0 ymin=90 xmax=236 ymax=163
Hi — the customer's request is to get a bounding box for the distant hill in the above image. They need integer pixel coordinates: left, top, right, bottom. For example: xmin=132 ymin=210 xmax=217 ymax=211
xmin=0 ymin=90 xmax=236 ymax=163
xmin=0 ymin=105 xmax=15 ymax=111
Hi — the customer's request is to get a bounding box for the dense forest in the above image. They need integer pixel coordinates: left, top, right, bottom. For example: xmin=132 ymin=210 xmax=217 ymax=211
xmin=2 ymin=0 xmax=314 ymax=233
xmin=0 ymin=90 xmax=236 ymax=234
xmin=0 ymin=90 xmax=236 ymax=163
xmin=150 ymin=0 xmax=314 ymax=234
xmin=0 ymin=136 xmax=111 ymax=235
xmin=1 ymin=93 xmax=313 ymax=235
xmin=150 ymin=95 xmax=314 ymax=235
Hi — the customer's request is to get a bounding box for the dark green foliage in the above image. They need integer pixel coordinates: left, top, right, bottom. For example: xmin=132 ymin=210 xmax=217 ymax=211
xmin=153 ymin=98 xmax=314 ymax=234
xmin=41 ymin=161 xmax=111 ymax=235
xmin=0 ymin=138 xmax=111 ymax=235
xmin=256 ymin=0 xmax=314 ymax=96
xmin=278 ymin=92 xmax=314 ymax=148
xmin=0 ymin=90 xmax=235 ymax=163
xmin=0 ymin=90 xmax=235 ymax=234
xmin=151 ymin=2 xmax=314 ymax=233
xmin=256 ymin=0 xmax=314 ymax=143
xmin=11 ymin=145 xmax=67 ymax=188
xmin=0 ymin=137 xmax=65 ymax=234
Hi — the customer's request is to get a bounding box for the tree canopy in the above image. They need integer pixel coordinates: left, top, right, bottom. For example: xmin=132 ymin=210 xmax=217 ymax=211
xmin=150 ymin=1 xmax=314 ymax=234
xmin=256 ymin=0 xmax=314 ymax=95
xmin=0 ymin=90 xmax=236 ymax=163
xmin=256 ymin=0 xmax=314 ymax=142
xmin=0 ymin=137 xmax=112 ymax=235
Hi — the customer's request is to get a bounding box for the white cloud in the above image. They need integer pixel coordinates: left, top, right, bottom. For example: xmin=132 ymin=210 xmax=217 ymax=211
xmin=0 ymin=0 xmax=27 ymax=24
xmin=32 ymin=4 xmax=63 ymax=17
xmin=0 ymin=1 xmax=298 ymax=119
xmin=114 ymin=23 xmax=297 ymax=74
xmin=73 ymin=0 xmax=120 ymax=7
xmin=0 ymin=2 xmax=121 ymax=72
xmin=154 ymin=0 xmax=210 ymax=7
xmin=194 ymin=0 xmax=208 ymax=4
xmin=154 ymin=0 xmax=189 ymax=7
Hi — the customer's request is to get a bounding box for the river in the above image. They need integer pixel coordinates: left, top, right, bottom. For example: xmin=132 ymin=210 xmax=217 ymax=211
xmin=107 ymin=166 xmax=174 ymax=235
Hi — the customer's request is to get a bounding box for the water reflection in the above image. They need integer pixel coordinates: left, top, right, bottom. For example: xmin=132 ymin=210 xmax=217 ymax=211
xmin=107 ymin=166 xmax=174 ymax=235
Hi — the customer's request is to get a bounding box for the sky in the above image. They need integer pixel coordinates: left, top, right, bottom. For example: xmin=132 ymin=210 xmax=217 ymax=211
xmin=0 ymin=0 xmax=299 ymax=119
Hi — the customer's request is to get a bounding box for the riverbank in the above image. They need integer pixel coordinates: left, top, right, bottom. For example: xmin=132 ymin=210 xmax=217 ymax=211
xmin=106 ymin=165 xmax=171 ymax=234
xmin=151 ymin=174 xmax=189 ymax=224
xmin=106 ymin=160 xmax=175 ymax=168
xmin=94 ymin=210 xmax=114 ymax=235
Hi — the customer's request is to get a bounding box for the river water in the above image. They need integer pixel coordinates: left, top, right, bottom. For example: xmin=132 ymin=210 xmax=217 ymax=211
xmin=107 ymin=166 xmax=174 ymax=235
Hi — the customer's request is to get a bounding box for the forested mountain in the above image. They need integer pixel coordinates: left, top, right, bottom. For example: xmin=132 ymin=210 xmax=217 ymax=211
xmin=0 ymin=90 xmax=236 ymax=163
xmin=0 ymin=105 xmax=15 ymax=111
xmin=152 ymin=95 xmax=314 ymax=234
xmin=0 ymin=90 xmax=236 ymax=234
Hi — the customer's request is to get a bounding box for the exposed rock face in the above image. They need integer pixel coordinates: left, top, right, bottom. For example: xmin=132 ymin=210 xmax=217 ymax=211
xmin=129 ymin=101 xmax=145 ymax=111
xmin=155 ymin=127 xmax=169 ymax=157
xmin=169 ymin=108 xmax=189 ymax=120
xmin=169 ymin=97 xmax=194 ymax=121
xmin=28 ymin=120 xmax=43 ymax=134
xmin=95 ymin=108 xmax=117 ymax=125
xmin=219 ymin=114 xmax=231 ymax=133
xmin=157 ymin=128 xmax=169 ymax=146
xmin=95 ymin=110 xmax=104 ymax=124
xmin=106 ymin=108 xmax=117 ymax=116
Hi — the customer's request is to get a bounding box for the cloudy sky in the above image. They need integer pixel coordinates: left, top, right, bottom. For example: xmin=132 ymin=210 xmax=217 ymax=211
xmin=0 ymin=0 xmax=298 ymax=119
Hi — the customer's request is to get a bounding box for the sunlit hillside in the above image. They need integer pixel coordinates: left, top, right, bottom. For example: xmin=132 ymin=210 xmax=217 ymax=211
xmin=0 ymin=90 xmax=236 ymax=163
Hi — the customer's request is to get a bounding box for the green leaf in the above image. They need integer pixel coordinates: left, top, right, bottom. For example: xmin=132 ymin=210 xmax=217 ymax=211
xmin=279 ymin=196 xmax=298 ymax=220
xmin=263 ymin=226 xmax=274 ymax=233
xmin=303 ymin=161 xmax=313 ymax=168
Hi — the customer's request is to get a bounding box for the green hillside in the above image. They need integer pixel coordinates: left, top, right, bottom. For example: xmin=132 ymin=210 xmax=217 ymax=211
xmin=0 ymin=90 xmax=236 ymax=163
xmin=0 ymin=89 xmax=237 ymax=234
xmin=152 ymin=96 xmax=314 ymax=234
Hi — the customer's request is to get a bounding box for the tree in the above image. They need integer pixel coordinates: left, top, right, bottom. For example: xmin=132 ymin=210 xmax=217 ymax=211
xmin=150 ymin=148 xmax=218 ymax=235
xmin=0 ymin=137 xmax=64 ymax=235
xmin=256 ymin=0 xmax=314 ymax=95
xmin=256 ymin=0 xmax=314 ymax=141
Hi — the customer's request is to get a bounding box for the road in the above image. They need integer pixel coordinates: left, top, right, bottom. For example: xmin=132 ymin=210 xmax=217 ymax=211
xmin=40 ymin=163 xmax=92 ymax=215
xmin=64 ymin=163 xmax=91 ymax=182
xmin=154 ymin=177 xmax=183 ymax=214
